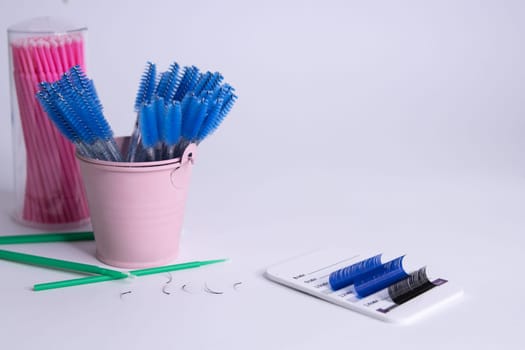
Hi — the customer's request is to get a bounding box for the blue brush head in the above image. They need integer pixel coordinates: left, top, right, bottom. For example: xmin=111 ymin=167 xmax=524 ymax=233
xmin=164 ymin=101 xmax=182 ymax=146
xmin=161 ymin=62 xmax=181 ymax=102
xmin=219 ymin=91 xmax=238 ymax=118
xmin=193 ymin=71 xmax=212 ymax=96
xmin=180 ymin=94 xmax=199 ymax=139
xmin=134 ymin=61 xmax=157 ymax=111
xmin=54 ymin=67 xmax=115 ymax=143
xmin=196 ymin=98 xmax=224 ymax=142
xmin=81 ymin=79 xmax=114 ymax=141
xmin=139 ymin=103 xmax=159 ymax=149
xmin=196 ymin=91 xmax=237 ymax=142
xmin=173 ymin=66 xmax=199 ymax=102
xmin=155 ymin=72 xmax=169 ymax=99
xmin=188 ymin=98 xmax=209 ymax=141
xmin=218 ymin=84 xmax=235 ymax=100
xmin=203 ymin=72 xmax=223 ymax=92
xmin=69 ymin=65 xmax=90 ymax=91
xmin=36 ymin=87 xmax=79 ymax=143
xmin=44 ymin=79 xmax=97 ymax=145
xmin=154 ymin=97 xmax=166 ymax=142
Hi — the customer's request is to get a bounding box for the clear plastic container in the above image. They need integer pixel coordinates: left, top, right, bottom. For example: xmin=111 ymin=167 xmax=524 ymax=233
xmin=8 ymin=17 xmax=90 ymax=229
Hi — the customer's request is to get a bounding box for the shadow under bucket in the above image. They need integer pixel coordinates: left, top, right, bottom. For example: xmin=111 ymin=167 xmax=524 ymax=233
xmin=77 ymin=137 xmax=197 ymax=268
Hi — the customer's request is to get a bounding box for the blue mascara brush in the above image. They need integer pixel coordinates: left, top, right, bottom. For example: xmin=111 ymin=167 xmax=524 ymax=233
xmin=37 ymin=66 xmax=122 ymax=162
xmin=138 ymin=102 xmax=159 ymax=161
xmin=164 ymin=101 xmax=182 ymax=159
xmin=55 ymin=68 xmax=120 ymax=161
xmin=163 ymin=62 xmax=181 ymax=102
xmin=127 ymin=62 xmax=157 ymax=162
xmin=196 ymin=90 xmax=237 ymax=143
xmin=128 ymin=60 xmax=238 ymax=161
xmin=173 ymin=66 xmax=199 ymax=102
xmin=39 ymin=81 xmax=104 ymax=159
xmin=81 ymin=79 xmax=122 ymax=162
xmin=36 ymin=87 xmax=92 ymax=158
xmin=154 ymin=97 xmax=167 ymax=159
xmin=156 ymin=62 xmax=180 ymax=102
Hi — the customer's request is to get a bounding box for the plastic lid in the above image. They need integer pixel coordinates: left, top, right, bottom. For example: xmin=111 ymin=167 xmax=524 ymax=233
xmin=8 ymin=16 xmax=87 ymax=34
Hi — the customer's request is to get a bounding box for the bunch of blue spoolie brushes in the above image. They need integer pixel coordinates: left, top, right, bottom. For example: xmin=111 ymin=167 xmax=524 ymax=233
xmin=36 ymin=65 xmax=122 ymax=162
xmin=127 ymin=61 xmax=237 ymax=161
xmin=36 ymin=62 xmax=237 ymax=163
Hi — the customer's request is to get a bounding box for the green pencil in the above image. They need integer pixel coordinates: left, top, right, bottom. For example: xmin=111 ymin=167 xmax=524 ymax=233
xmin=0 ymin=249 xmax=127 ymax=279
xmin=33 ymin=259 xmax=227 ymax=291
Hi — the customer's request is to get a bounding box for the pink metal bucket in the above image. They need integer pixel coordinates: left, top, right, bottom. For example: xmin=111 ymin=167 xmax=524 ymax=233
xmin=77 ymin=137 xmax=197 ymax=268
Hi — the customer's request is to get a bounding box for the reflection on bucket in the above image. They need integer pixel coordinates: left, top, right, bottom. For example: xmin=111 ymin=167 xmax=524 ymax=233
xmin=77 ymin=137 xmax=197 ymax=268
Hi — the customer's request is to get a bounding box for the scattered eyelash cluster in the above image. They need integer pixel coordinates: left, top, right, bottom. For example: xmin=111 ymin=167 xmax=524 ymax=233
xmin=128 ymin=61 xmax=238 ymax=162
xmin=119 ymin=278 xmax=243 ymax=300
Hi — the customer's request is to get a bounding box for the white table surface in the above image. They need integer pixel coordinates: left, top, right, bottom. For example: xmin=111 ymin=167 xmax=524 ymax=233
xmin=1 ymin=171 xmax=523 ymax=349
xmin=1 ymin=1 xmax=524 ymax=349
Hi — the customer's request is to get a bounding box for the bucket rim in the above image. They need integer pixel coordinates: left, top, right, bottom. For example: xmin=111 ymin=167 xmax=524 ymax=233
xmin=76 ymin=153 xmax=183 ymax=168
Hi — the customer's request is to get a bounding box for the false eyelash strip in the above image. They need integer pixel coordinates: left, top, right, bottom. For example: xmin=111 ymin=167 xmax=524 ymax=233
xmin=375 ymin=267 xmax=444 ymax=314
xmin=329 ymin=254 xmax=383 ymax=290
xmin=265 ymin=250 xmax=463 ymax=323
xmin=353 ymin=256 xmax=409 ymax=298
xmin=387 ymin=267 xmax=436 ymax=305
xmin=329 ymin=255 xmax=411 ymax=297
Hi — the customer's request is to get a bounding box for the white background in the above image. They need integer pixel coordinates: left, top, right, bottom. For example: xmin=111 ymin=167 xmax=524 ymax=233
xmin=0 ymin=0 xmax=524 ymax=349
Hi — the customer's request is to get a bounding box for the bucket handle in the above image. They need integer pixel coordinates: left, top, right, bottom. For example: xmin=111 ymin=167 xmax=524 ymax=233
xmin=170 ymin=143 xmax=197 ymax=188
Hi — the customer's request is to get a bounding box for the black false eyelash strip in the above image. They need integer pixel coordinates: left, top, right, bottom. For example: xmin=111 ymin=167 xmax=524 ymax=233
xmin=376 ymin=267 xmax=448 ymax=314
xmin=387 ymin=267 xmax=437 ymax=305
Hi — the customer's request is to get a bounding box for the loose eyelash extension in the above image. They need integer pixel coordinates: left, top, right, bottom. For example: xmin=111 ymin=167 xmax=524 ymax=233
xmin=233 ymin=282 xmax=243 ymax=290
xmin=120 ymin=290 xmax=132 ymax=300
xmin=181 ymin=284 xmax=192 ymax=293
xmin=204 ymin=283 xmax=223 ymax=294
xmin=162 ymin=273 xmax=173 ymax=295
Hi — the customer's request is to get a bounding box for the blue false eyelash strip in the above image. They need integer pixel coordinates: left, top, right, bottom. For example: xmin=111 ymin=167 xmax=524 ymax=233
xmin=329 ymin=254 xmax=383 ymax=291
xmin=353 ymin=256 xmax=409 ymax=298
